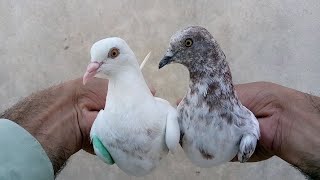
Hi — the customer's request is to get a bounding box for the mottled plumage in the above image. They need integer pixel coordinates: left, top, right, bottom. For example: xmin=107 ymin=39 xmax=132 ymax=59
xmin=159 ymin=26 xmax=260 ymax=167
xmin=84 ymin=37 xmax=180 ymax=176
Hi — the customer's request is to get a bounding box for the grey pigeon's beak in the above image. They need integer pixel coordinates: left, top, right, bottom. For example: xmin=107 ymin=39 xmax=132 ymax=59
xmin=159 ymin=55 xmax=173 ymax=69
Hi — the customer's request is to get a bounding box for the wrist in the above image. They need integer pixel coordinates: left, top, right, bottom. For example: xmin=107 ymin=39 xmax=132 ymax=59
xmin=276 ymin=89 xmax=320 ymax=176
xmin=0 ymin=80 xmax=83 ymax=174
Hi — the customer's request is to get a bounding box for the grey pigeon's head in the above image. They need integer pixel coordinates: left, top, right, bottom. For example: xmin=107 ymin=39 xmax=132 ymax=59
xmin=159 ymin=26 xmax=225 ymax=70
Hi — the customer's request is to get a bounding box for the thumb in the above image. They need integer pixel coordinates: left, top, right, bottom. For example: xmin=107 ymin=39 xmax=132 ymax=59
xmin=176 ymin=98 xmax=183 ymax=106
xmin=81 ymin=110 xmax=98 ymax=154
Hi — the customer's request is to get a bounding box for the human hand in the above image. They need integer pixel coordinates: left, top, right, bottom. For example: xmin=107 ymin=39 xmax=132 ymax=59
xmin=232 ymin=82 xmax=284 ymax=162
xmin=234 ymin=82 xmax=320 ymax=179
xmin=0 ymin=78 xmax=108 ymax=174
xmin=234 ymin=82 xmax=320 ymax=166
xmin=0 ymin=77 xmax=155 ymax=175
xmin=176 ymin=82 xmax=320 ymax=179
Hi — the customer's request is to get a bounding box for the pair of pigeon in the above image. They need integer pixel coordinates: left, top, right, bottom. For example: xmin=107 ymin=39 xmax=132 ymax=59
xmin=82 ymin=26 xmax=260 ymax=176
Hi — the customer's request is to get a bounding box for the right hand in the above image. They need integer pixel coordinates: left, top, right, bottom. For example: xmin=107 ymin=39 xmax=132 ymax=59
xmin=234 ymin=82 xmax=320 ymax=166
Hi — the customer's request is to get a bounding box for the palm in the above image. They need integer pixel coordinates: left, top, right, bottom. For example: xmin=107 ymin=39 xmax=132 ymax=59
xmin=76 ymin=78 xmax=108 ymax=154
xmin=235 ymin=82 xmax=284 ymax=162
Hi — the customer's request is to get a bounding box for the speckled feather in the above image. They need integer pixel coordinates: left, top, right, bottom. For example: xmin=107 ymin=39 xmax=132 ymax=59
xmin=161 ymin=26 xmax=260 ymax=167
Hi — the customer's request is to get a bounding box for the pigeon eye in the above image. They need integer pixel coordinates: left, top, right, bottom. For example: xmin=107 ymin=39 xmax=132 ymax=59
xmin=109 ymin=48 xmax=120 ymax=59
xmin=184 ymin=38 xmax=193 ymax=47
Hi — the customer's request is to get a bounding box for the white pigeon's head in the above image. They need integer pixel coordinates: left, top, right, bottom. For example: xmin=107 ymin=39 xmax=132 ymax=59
xmin=83 ymin=37 xmax=136 ymax=84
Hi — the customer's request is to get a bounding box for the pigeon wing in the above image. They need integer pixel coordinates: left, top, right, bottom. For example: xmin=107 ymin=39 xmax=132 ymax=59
xmin=154 ymin=97 xmax=180 ymax=153
xmin=91 ymin=110 xmax=114 ymax=165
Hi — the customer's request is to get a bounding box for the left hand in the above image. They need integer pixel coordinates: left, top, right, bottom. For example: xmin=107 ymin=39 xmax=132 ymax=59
xmin=73 ymin=78 xmax=109 ymax=154
xmin=0 ymin=77 xmax=155 ymax=174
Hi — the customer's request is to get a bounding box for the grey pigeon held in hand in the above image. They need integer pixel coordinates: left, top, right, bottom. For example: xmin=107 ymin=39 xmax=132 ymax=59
xmin=159 ymin=26 xmax=260 ymax=167
xmin=83 ymin=37 xmax=180 ymax=176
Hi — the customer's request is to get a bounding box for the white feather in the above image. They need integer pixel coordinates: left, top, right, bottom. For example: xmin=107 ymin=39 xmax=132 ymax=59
xmin=140 ymin=51 xmax=151 ymax=70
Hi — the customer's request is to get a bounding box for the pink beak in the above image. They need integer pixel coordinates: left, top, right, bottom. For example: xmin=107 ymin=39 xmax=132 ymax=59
xmin=83 ymin=62 xmax=102 ymax=85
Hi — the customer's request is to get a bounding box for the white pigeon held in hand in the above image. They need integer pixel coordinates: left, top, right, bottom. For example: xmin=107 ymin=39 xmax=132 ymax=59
xmin=82 ymin=37 xmax=180 ymax=176
xmin=159 ymin=26 xmax=260 ymax=167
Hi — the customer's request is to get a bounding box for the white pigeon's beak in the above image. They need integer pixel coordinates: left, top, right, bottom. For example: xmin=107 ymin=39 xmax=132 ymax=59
xmin=83 ymin=61 xmax=102 ymax=85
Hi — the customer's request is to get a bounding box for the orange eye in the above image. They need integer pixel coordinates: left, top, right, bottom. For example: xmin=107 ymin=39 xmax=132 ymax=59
xmin=109 ymin=48 xmax=120 ymax=58
xmin=184 ymin=38 xmax=193 ymax=47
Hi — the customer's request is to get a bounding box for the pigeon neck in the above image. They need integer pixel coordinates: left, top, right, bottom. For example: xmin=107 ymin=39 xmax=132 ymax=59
xmin=106 ymin=65 xmax=153 ymax=107
xmin=188 ymin=58 xmax=230 ymax=81
xmin=188 ymin=59 xmax=237 ymax=101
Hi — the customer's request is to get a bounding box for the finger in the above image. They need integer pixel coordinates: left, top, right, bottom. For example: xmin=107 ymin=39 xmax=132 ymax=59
xmin=230 ymin=156 xmax=238 ymax=162
xmin=85 ymin=77 xmax=157 ymax=96
xmin=81 ymin=110 xmax=99 ymax=155
xmin=81 ymin=110 xmax=98 ymax=141
xmin=86 ymin=78 xmax=108 ymax=98
xmin=234 ymin=82 xmax=279 ymax=117
xmin=85 ymin=111 xmax=98 ymax=127
xmin=235 ymin=82 xmax=268 ymax=109
xmin=80 ymin=77 xmax=108 ymax=110
xmin=83 ymin=145 xmax=95 ymax=155
xmin=230 ymin=154 xmax=270 ymax=163
xmin=230 ymin=143 xmax=273 ymax=162
xmin=245 ymin=143 xmax=274 ymax=162
xmin=176 ymin=98 xmax=183 ymax=106
xmin=149 ymin=85 xmax=156 ymax=96
xmin=146 ymin=82 xmax=156 ymax=96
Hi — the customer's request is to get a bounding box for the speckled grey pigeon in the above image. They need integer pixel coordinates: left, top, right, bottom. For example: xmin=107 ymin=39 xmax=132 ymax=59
xmin=159 ymin=26 xmax=260 ymax=167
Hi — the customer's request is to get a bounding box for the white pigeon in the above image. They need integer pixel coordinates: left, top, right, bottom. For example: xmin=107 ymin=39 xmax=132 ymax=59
xmin=83 ymin=37 xmax=180 ymax=176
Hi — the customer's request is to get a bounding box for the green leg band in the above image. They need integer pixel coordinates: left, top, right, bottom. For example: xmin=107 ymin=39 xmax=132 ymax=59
xmin=92 ymin=136 xmax=115 ymax=165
